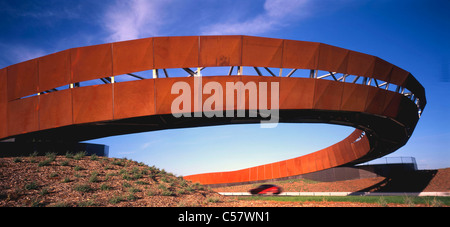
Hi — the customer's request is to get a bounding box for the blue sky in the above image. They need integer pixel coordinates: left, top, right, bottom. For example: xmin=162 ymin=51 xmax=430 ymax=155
xmin=1 ymin=0 xmax=449 ymax=175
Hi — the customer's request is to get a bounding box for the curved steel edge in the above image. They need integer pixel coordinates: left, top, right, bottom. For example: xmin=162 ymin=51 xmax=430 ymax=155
xmin=0 ymin=36 xmax=425 ymax=185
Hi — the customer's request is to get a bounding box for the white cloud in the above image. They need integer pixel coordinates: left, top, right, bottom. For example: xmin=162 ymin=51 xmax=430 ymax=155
xmin=102 ymin=0 xmax=169 ymax=42
xmin=201 ymin=0 xmax=311 ymax=35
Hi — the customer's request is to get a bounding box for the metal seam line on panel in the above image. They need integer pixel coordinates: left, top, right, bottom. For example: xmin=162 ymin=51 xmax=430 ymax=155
xmin=0 ymin=35 xmax=426 ymax=185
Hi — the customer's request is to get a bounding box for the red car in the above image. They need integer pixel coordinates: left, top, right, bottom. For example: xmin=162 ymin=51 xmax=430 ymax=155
xmin=249 ymin=184 xmax=282 ymax=195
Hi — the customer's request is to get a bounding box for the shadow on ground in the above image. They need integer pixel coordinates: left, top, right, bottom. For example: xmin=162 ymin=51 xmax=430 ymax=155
xmin=356 ymin=170 xmax=438 ymax=192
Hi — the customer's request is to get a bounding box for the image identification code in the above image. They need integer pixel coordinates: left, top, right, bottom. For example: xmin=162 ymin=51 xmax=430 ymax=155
xmin=178 ymin=211 xmax=270 ymax=224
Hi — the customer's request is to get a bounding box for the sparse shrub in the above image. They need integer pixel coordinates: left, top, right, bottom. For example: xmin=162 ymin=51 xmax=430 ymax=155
xmin=127 ymin=193 xmax=137 ymax=201
xmin=403 ymin=196 xmax=415 ymax=207
xmin=73 ymin=184 xmax=93 ymax=193
xmin=177 ymin=189 xmax=187 ymax=195
xmin=25 ymin=181 xmax=39 ymax=190
xmin=39 ymin=188 xmax=49 ymax=196
xmin=147 ymin=188 xmax=158 ymax=196
xmin=74 ymin=165 xmax=83 ymax=171
xmin=89 ymin=171 xmax=99 ymax=183
xmin=161 ymin=177 xmax=169 ymax=183
xmin=12 ymin=157 xmax=22 ymax=163
xmin=186 ymin=186 xmax=195 ymax=193
xmin=109 ymin=195 xmax=124 ymax=204
xmin=65 ymin=152 xmax=74 ymax=159
xmin=90 ymin=154 xmax=98 ymax=161
xmin=29 ymin=151 xmax=38 ymax=158
xmin=60 ymin=160 xmax=69 ymax=166
xmin=51 ymin=202 xmax=70 ymax=207
xmin=30 ymin=197 xmax=43 ymax=207
xmin=38 ymin=159 xmax=52 ymax=167
xmin=207 ymin=196 xmax=221 ymax=203
xmin=128 ymin=188 xmax=141 ymax=193
xmin=193 ymin=182 xmax=204 ymax=190
xmin=100 ymin=183 xmax=112 ymax=191
xmin=161 ymin=189 xmax=175 ymax=196
xmin=131 ymin=173 xmax=142 ymax=180
xmin=428 ymin=197 xmax=444 ymax=207
xmin=378 ymin=196 xmax=388 ymax=207
xmin=112 ymin=159 xmax=124 ymax=166
xmin=158 ymin=184 xmax=167 ymax=190
xmin=135 ymin=180 xmax=149 ymax=185
xmin=74 ymin=151 xmax=86 ymax=160
xmin=78 ymin=200 xmax=96 ymax=207
xmin=62 ymin=177 xmax=71 ymax=183
xmin=45 ymin=152 xmax=56 ymax=162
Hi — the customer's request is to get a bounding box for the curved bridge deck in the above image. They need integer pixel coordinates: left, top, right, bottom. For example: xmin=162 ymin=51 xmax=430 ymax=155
xmin=0 ymin=35 xmax=426 ymax=185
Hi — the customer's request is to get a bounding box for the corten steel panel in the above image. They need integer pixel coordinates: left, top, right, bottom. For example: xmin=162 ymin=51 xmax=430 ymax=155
xmin=389 ymin=65 xmax=409 ymax=86
xmin=282 ymin=40 xmax=319 ymax=69
xmin=338 ymin=141 xmax=354 ymax=164
xmin=199 ymin=36 xmax=242 ymax=67
xmin=314 ymin=150 xmax=325 ymax=171
xmin=71 ymin=43 xmax=112 ymax=83
xmin=346 ymin=51 xmax=375 ymax=77
xmin=382 ymin=91 xmax=402 ymax=118
xmin=341 ymin=83 xmax=369 ymax=112
xmin=155 ymin=77 xmax=196 ymax=116
xmin=72 ymin=84 xmax=113 ymax=124
xmin=332 ymin=143 xmax=346 ymax=166
xmin=404 ymin=74 xmax=426 ymax=108
xmin=340 ymin=139 xmax=356 ymax=161
xmin=279 ymin=160 xmax=288 ymax=178
xmin=264 ymin=163 xmax=273 ymax=180
xmin=293 ymin=157 xmax=302 ymax=176
xmin=279 ymin=78 xmax=315 ymax=110
xmin=39 ymin=89 xmax=73 ymax=130
xmin=0 ymin=68 xmax=7 ymax=138
xmin=272 ymin=162 xmax=281 ymax=179
xmin=302 ymin=153 xmax=315 ymax=174
xmin=7 ymin=96 xmax=39 ymax=136
xmin=364 ymin=86 xmax=386 ymax=115
xmin=112 ymin=38 xmax=154 ymax=76
xmin=313 ymin=79 xmax=344 ymax=110
xmin=249 ymin=166 xmax=257 ymax=182
xmin=7 ymin=59 xmax=38 ymax=101
xmin=396 ymin=96 xmax=419 ymax=128
xmin=327 ymin=145 xmax=338 ymax=167
xmin=228 ymin=172 xmax=237 ymax=183
xmin=319 ymin=148 xmax=332 ymax=170
xmin=351 ymin=136 xmax=370 ymax=159
xmin=242 ymin=36 xmax=283 ymax=68
xmin=38 ymin=49 xmax=71 ymax=92
xmin=348 ymin=129 xmax=363 ymax=142
xmin=239 ymin=169 xmax=250 ymax=183
xmin=114 ymin=79 xmax=155 ymax=120
xmin=317 ymin=43 xmax=349 ymax=74
xmin=154 ymin=36 xmax=199 ymax=69
xmin=202 ymin=76 xmax=241 ymax=112
xmin=239 ymin=76 xmax=279 ymax=111
xmin=257 ymin=165 xmax=264 ymax=181
xmin=372 ymin=57 xmax=393 ymax=83
xmin=299 ymin=155 xmax=308 ymax=174
xmin=286 ymin=158 xmax=296 ymax=176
